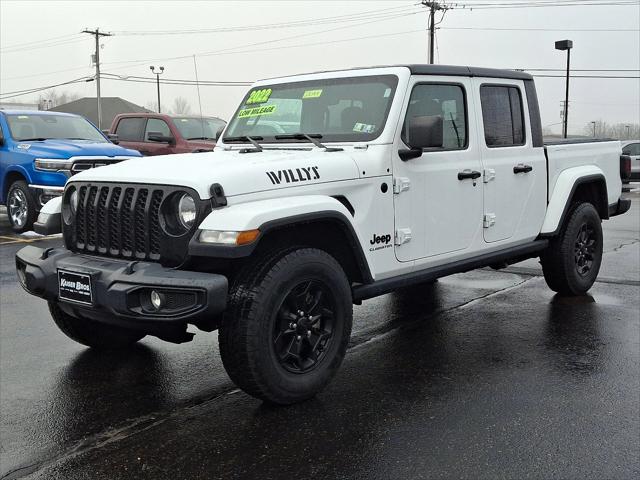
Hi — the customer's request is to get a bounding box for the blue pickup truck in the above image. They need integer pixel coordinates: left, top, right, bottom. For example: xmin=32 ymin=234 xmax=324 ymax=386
xmin=0 ymin=110 xmax=141 ymax=232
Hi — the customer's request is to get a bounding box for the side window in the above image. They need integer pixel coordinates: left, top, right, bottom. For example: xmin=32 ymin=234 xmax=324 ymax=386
xmin=480 ymin=85 xmax=525 ymax=147
xmin=623 ymin=143 xmax=640 ymax=156
xmin=402 ymin=83 xmax=468 ymax=150
xmin=114 ymin=117 xmax=145 ymax=142
xmin=144 ymin=118 xmax=172 ymax=141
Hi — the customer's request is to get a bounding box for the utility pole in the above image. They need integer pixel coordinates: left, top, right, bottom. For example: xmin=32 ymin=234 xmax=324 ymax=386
xmin=591 ymin=121 xmax=597 ymax=138
xmin=82 ymin=28 xmax=112 ymax=130
xmin=422 ymin=1 xmax=449 ymax=64
xmin=150 ymin=66 xmax=165 ymax=113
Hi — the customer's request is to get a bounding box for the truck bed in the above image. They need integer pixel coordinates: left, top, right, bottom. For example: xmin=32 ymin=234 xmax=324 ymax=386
xmin=544 ymin=139 xmax=622 ymax=210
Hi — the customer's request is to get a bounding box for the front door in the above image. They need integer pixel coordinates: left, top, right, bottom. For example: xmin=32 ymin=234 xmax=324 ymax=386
xmin=393 ymin=78 xmax=484 ymax=262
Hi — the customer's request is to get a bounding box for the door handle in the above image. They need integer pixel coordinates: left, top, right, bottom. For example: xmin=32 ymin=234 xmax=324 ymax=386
xmin=513 ymin=164 xmax=533 ymax=174
xmin=458 ymin=169 xmax=482 ymax=181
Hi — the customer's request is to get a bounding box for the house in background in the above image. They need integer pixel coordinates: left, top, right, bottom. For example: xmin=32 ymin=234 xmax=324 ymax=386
xmin=50 ymin=97 xmax=151 ymax=130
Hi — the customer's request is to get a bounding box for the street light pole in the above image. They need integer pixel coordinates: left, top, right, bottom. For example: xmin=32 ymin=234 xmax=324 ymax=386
xmin=150 ymin=66 xmax=165 ymax=113
xmin=555 ymin=39 xmax=573 ymax=139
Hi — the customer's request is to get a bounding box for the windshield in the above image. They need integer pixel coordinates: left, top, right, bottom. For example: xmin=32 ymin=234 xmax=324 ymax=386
xmin=173 ymin=117 xmax=226 ymax=140
xmin=6 ymin=114 xmax=107 ymax=142
xmin=224 ymin=75 xmax=398 ymax=143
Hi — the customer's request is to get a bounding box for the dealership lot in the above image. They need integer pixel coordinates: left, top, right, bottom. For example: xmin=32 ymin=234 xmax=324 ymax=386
xmin=0 ymin=191 xmax=637 ymax=479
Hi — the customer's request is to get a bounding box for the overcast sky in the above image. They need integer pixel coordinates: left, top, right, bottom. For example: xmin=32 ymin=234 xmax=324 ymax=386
xmin=1 ymin=0 xmax=639 ymax=134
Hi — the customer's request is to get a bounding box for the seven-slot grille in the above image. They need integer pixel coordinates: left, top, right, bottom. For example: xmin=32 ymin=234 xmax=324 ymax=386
xmin=73 ymin=184 xmax=165 ymax=260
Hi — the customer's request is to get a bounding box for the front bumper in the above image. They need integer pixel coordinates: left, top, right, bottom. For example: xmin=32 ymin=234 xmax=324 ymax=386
xmin=28 ymin=184 xmax=64 ymax=208
xmin=15 ymin=246 xmax=228 ymax=335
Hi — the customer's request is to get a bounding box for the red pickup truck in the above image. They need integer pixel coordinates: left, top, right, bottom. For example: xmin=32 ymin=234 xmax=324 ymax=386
xmin=110 ymin=113 xmax=226 ymax=156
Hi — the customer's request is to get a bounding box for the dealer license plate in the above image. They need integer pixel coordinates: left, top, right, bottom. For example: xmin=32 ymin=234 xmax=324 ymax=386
xmin=58 ymin=269 xmax=93 ymax=305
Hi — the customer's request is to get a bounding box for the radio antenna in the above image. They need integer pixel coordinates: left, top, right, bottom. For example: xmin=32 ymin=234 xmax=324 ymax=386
xmin=192 ymin=54 xmax=205 ymax=138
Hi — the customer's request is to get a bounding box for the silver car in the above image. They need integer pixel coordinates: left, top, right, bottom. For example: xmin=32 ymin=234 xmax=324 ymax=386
xmin=621 ymin=140 xmax=640 ymax=182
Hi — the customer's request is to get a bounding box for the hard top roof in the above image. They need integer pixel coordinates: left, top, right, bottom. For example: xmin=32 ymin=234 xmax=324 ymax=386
xmin=260 ymin=64 xmax=533 ymax=82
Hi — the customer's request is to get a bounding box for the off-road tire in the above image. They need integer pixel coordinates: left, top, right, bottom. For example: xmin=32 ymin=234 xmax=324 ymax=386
xmin=219 ymin=248 xmax=353 ymax=405
xmin=540 ymin=202 xmax=603 ymax=295
xmin=7 ymin=180 xmax=37 ymax=233
xmin=49 ymin=302 xmax=145 ymax=349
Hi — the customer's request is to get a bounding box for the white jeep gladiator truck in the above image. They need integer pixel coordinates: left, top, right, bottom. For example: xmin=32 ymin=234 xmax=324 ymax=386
xmin=16 ymin=65 xmax=630 ymax=405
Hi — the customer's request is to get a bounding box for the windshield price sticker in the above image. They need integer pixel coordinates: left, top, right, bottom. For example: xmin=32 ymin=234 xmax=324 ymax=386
xmin=238 ymin=105 xmax=277 ymax=118
xmin=302 ymin=89 xmax=323 ymax=99
xmin=353 ymin=123 xmax=376 ymax=133
xmin=246 ymin=88 xmax=272 ymax=105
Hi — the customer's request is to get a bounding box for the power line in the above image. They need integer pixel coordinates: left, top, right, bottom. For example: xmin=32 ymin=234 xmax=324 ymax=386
xmin=448 ymin=1 xmax=639 ymax=9
xmin=440 ymin=26 xmax=639 ymax=31
xmin=113 ymin=4 xmax=422 ymax=36
xmin=99 ymin=10 xmax=423 ymax=73
xmin=0 ymin=33 xmax=83 ymax=52
xmin=0 ymin=77 xmax=94 ymax=100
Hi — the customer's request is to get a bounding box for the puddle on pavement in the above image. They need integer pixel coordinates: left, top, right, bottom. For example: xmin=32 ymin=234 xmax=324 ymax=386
xmin=438 ymin=271 xmax=524 ymax=291
xmin=551 ymin=293 xmax=622 ymax=306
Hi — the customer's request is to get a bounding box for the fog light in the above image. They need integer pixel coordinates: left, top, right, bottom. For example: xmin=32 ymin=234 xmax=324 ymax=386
xmin=150 ymin=290 xmax=165 ymax=310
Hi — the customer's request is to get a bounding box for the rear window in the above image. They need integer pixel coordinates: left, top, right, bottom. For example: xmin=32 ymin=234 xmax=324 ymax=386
xmin=480 ymin=85 xmax=525 ymax=147
xmin=115 ymin=117 xmax=146 ymax=141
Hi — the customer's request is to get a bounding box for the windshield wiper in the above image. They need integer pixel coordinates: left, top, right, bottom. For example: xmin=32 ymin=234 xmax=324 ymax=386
xmin=223 ymin=135 xmax=264 ymax=153
xmin=274 ymin=133 xmax=343 ymax=152
xmin=18 ymin=137 xmax=48 ymax=142
xmin=187 ymin=137 xmax=215 ymax=141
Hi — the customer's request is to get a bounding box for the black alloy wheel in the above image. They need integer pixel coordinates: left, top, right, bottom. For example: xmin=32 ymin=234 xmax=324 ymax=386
xmin=273 ymin=280 xmax=335 ymax=374
xmin=574 ymin=223 xmax=597 ymax=276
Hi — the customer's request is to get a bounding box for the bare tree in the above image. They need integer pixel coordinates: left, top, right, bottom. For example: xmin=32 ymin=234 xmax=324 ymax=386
xmin=171 ymin=97 xmax=192 ymax=115
xmin=37 ymin=90 xmax=81 ymax=110
xmin=583 ymin=120 xmax=639 ymax=140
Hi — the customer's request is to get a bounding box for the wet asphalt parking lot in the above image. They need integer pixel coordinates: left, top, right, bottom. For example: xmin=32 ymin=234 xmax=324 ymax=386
xmin=0 ymin=191 xmax=638 ymax=480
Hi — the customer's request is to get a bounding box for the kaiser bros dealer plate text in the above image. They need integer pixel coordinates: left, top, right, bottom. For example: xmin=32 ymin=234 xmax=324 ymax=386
xmin=58 ymin=270 xmax=93 ymax=305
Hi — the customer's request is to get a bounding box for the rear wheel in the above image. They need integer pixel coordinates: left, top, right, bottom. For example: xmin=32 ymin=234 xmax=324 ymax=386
xmin=541 ymin=202 xmax=603 ymax=295
xmin=219 ymin=248 xmax=353 ymax=405
xmin=7 ymin=180 xmax=37 ymax=233
xmin=49 ymin=302 xmax=145 ymax=349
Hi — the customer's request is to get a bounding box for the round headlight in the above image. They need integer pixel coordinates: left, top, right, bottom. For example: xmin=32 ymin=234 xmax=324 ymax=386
xmin=70 ymin=189 xmax=79 ymax=214
xmin=177 ymin=193 xmax=196 ymax=229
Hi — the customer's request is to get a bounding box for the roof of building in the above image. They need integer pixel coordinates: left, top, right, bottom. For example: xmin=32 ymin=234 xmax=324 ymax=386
xmin=49 ymin=97 xmax=151 ymax=128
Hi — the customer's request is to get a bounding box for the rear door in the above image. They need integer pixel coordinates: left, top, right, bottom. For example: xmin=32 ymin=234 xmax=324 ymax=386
xmin=473 ymin=80 xmax=546 ymax=243
xmin=393 ymin=77 xmax=484 ymax=262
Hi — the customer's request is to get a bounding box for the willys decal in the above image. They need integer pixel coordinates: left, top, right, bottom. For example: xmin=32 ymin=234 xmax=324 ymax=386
xmin=266 ymin=166 xmax=320 ymax=185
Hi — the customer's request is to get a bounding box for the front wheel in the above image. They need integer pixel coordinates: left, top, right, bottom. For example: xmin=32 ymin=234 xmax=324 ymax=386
xmin=7 ymin=180 xmax=37 ymax=233
xmin=541 ymin=202 xmax=603 ymax=296
xmin=219 ymin=248 xmax=353 ymax=405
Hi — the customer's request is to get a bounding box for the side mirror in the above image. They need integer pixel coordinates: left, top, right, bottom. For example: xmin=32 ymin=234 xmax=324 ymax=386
xmin=107 ymin=133 xmax=119 ymax=145
xmin=148 ymin=133 xmax=175 ymax=145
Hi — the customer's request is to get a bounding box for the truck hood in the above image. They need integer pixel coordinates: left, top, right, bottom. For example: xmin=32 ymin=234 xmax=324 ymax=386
xmin=69 ymin=149 xmax=361 ymax=199
xmin=13 ymin=139 xmax=141 ymax=159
